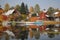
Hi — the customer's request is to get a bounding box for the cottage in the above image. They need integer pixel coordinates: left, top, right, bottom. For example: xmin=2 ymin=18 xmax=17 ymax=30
xmin=4 ymin=9 xmax=21 ymax=21
xmin=39 ymin=11 xmax=47 ymax=31
xmin=54 ymin=12 xmax=60 ymax=27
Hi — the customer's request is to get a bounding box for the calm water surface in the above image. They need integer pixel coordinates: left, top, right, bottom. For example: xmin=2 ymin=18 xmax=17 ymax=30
xmin=1 ymin=30 xmax=60 ymax=40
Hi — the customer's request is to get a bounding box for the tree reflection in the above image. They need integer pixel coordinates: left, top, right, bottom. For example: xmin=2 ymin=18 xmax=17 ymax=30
xmin=47 ymin=29 xmax=55 ymax=38
xmin=33 ymin=29 xmax=40 ymax=40
xmin=48 ymin=33 xmax=55 ymax=38
xmin=29 ymin=29 xmax=34 ymax=38
xmin=18 ymin=27 xmax=29 ymax=40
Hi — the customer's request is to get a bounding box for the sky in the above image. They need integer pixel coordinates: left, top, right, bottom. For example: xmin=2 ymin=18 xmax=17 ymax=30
xmin=0 ymin=0 xmax=60 ymax=10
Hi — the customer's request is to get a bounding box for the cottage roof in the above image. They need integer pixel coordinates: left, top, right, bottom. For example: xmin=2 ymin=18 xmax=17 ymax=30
xmin=5 ymin=9 xmax=14 ymax=16
xmin=54 ymin=12 xmax=59 ymax=14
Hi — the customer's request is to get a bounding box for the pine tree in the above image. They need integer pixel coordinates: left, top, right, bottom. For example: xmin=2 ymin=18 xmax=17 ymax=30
xmin=25 ymin=4 xmax=29 ymax=14
xmin=20 ymin=2 xmax=26 ymax=14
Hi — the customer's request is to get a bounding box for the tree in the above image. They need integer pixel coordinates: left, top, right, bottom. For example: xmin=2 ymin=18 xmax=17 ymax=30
xmin=47 ymin=7 xmax=55 ymax=17
xmin=20 ymin=2 xmax=26 ymax=14
xmin=15 ymin=4 xmax=20 ymax=12
xmin=10 ymin=6 xmax=14 ymax=9
xmin=34 ymin=4 xmax=40 ymax=13
xmin=4 ymin=3 xmax=10 ymax=12
xmin=25 ymin=4 xmax=29 ymax=14
xmin=29 ymin=6 xmax=34 ymax=13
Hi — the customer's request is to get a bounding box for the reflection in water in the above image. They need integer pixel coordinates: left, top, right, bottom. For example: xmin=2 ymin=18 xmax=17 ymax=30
xmin=33 ymin=30 xmax=40 ymax=39
xmin=29 ymin=28 xmax=60 ymax=40
xmin=0 ymin=27 xmax=60 ymax=40
xmin=29 ymin=28 xmax=40 ymax=40
xmin=29 ymin=30 xmax=33 ymax=38
xmin=47 ymin=29 xmax=54 ymax=38
xmin=47 ymin=32 xmax=55 ymax=38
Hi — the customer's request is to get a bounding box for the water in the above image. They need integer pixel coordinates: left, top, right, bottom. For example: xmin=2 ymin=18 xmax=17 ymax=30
xmin=1 ymin=30 xmax=60 ymax=40
xmin=40 ymin=33 xmax=60 ymax=40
